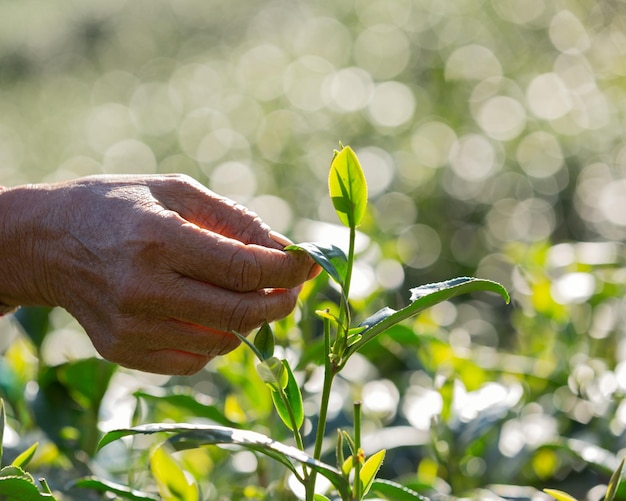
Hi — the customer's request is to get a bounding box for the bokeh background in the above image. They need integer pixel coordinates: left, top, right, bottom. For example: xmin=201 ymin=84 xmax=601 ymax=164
xmin=1 ymin=0 xmax=626 ymax=499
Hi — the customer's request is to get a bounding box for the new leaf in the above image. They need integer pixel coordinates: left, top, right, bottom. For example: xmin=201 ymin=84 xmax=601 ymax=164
xmin=329 ymin=145 xmax=367 ymax=229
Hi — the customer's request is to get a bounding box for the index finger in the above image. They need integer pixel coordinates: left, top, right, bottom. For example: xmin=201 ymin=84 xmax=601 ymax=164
xmin=158 ymin=213 xmax=315 ymax=292
xmin=149 ymin=175 xmax=281 ymax=248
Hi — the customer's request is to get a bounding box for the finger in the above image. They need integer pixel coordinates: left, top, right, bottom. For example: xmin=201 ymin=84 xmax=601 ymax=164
xmin=149 ymin=175 xmax=281 ymax=248
xmin=119 ymin=349 xmax=213 ymax=376
xmin=157 ymin=215 xmax=315 ymax=291
xmin=88 ymin=315 xmax=242 ymax=375
xmin=120 ymin=277 xmax=301 ymax=334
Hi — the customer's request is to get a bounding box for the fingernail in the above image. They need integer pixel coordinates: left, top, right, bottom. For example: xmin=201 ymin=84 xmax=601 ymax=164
xmin=269 ymin=230 xmax=293 ymax=248
xmin=307 ymin=264 xmax=322 ymax=280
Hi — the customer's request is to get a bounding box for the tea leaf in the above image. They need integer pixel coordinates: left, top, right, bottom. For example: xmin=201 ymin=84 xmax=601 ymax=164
xmin=285 ymin=242 xmax=348 ymax=287
xmin=151 ymin=445 xmax=198 ymax=501
xmin=11 ymin=442 xmax=38 ymax=470
xmin=360 ymin=449 xmax=386 ymax=496
xmin=73 ymin=476 xmax=160 ymax=500
xmin=314 ymin=495 xmax=331 ymax=501
xmin=329 ymin=145 xmax=367 ymax=228
xmin=370 ymin=479 xmax=431 ymax=500
xmin=605 ymin=457 xmax=624 ymax=501
xmin=543 ymin=489 xmax=579 ymax=501
xmin=253 ymin=322 xmax=275 ymax=360
xmin=0 ymin=476 xmax=56 ymax=500
xmin=271 ymin=360 xmax=304 ymax=431
xmin=98 ymin=423 xmax=350 ymax=498
xmin=346 ymin=277 xmax=509 ymax=359
xmin=256 ymin=357 xmax=288 ymax=392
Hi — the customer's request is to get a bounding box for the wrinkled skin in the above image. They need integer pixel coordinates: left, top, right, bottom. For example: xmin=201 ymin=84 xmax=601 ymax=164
xmin=0 ymin=174 xmax=317 ymax=375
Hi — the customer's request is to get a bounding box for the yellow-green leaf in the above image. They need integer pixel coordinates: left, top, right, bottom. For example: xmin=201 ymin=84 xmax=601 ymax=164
xmin=543 ymin=489 xmax=579 ymax=501
xmin=11 ymin=442 xmax=39 ymax=470
xmin=270 ymin=360 xmax=304 ymax=431
xmin=605 ymin=458 xmax=625 ymax=501
xmin=360 ymin=449 xmax=386 ymax=496
xmin=150 ymin=445 xmax=198 ymax=501
xmin=329 ymin=145 xmax=367 ymax=228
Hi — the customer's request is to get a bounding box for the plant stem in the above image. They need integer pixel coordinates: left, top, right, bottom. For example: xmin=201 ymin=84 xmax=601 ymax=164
xmin=344 ymin=225 xmax=356 ymax=301
xmin=332 ymin=224 xmax=356 ymax=365
xmin=353 ymin=401 xmax=362 ymax=501
xmin=307 ymin=317 xmax=337 ymax=500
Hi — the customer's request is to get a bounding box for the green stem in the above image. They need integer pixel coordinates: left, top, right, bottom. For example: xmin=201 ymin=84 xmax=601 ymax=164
xmin=353 ymin=401 xmax=362 ymax=501
xmin=343 ymin=225 xmax=356 ymax=301
xmin=307 ymin=317 xmax=337 ymax=500
xmin=332 ymin=225 xmax=357 ymax=364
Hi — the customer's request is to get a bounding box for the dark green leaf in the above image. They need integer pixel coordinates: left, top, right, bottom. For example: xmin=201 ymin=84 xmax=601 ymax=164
xmin=271 ymin=360 xmax=304 ymax=431
xmin=285 ymin=242 xmax=348 ymax=287
xmin=329 ymin=145 xmax=368 ymax=228
xmin=72 ymin=477 xmax=160 ymax=500
xmin=14 ymin=307 xmax=52 ymax=350
xmin=346 ymin=277 xmax=510 ymax=359
xmin=253 ymin=322 xmax=275 ymax=360
xmin=35 ymin=358 xmax=116 ymax=456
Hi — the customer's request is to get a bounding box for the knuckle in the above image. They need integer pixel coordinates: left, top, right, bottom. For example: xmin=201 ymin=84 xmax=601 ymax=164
xmin=228 ymin=249 xmax=263 ymax=292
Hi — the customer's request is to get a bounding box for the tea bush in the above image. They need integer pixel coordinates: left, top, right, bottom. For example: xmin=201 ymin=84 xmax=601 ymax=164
xmin=1 ymin=0 xmax=626 ymax=499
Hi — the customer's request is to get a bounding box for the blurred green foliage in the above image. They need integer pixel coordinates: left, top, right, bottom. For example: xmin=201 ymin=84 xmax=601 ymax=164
xmin=1 ymin=0 xmax=626 ymax=499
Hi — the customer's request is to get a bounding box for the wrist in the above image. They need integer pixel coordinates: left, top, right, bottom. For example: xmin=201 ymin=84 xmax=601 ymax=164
xmin=0 ymin=183 xmax=61 ymax=309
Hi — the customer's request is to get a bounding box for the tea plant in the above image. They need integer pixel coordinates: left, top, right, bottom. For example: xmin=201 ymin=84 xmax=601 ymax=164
xmin=0 ymin=399 xmax=57 ymax=500
xmin=77 ymin=144 xmax=510 ymax=500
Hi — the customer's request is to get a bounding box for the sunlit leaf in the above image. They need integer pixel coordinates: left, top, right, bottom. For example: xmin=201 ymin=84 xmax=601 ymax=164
xmin=341 ymin=455 xmax=354 ymax=476
xmin=0 ymin=465 xmax=31 ymax=480
xmin=285 ymin=242 xmax=348 ymax=287
xmin=256 ymin=356 xmax=288 ymax=392
xmin=150 ymin=444 xmax=198 ymax=501
xmin=98 ymin=423 xmax=349 ymax=499
xmin=253 ymin=322 xmax=275 ymax=361
xmin=360 ymin=449 xmax=385 ymax=496
xmin=605 ymin=457 xmax=624 ymax=501
xmin=329 ymin=145 xmax=368 ymax=228
xmin=346 ymin=277 xmax=510 ymax=359
xmin=371 ymin=479 xmax=431 ymax=501
xmin=0 ymin=476 xmax=55 ymax=500
xmin=271 ymin=360 xmax=304 ymax=431
xmin=314 ymin=495 xmax=331 ymax=501
xmin=11 ymin=442 xmax=38 ymax=470
xmin=543 ymin=488 xmax=579 ymax=501
xmin=72 ymin=476 xmax=160 ymax=500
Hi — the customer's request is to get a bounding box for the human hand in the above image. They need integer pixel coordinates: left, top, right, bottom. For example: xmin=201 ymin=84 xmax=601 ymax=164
xmin=0 ymin=174 xmax=317 ymax=375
